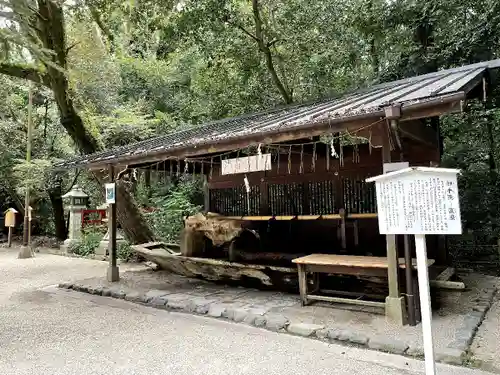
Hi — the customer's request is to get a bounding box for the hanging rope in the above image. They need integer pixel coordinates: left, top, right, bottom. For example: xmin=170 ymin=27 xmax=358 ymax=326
xmin=287 ymin=146 xmax=292 ymax=174
xmin=340 ymin=142 xmax=344 ymax=167
xmin=244 ymin=174 xmax=251 ymax=215
xmin=311 ymin=143 xmax=316 ymax=172
xmin=276 ymin=145 xmax=280 ymax=174
xmin=330 ymin=137 xmax=338 ymax=158
xmin=299 ymin=145 xmax=304 ymax=174
xmin=326 ymin=143 xmax=330 ymax=171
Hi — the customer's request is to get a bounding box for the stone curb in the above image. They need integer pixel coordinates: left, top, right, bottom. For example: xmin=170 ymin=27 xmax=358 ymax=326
xmin=59 ymin=282 xmax=498 ymax=366
xmin=440 ymin=288 xmax=498 ymax=365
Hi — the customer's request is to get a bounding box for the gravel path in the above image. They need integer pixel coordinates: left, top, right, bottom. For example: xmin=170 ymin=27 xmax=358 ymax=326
xmin=0 ymin=248 xmax=494 ymax=375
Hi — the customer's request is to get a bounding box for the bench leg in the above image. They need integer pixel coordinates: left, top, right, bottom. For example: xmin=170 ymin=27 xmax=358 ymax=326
xmin=312 ymin=272 xmax=320 ymax=293
xmin=297 ymin=264 xmax=308 ymax=306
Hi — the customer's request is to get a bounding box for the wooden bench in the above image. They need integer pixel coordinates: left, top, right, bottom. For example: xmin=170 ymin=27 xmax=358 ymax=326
xmin=292 ymin=254 xmax=435 ymax=308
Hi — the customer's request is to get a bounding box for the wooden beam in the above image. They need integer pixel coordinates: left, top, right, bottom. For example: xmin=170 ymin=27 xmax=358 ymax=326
xmin=399 ymin=120 xmax=438 ymax=147
xmin=307 ymin=294 xmax=386 ymax=308
xmin=400 ymin=99 xmax=462 ymax=122
xmin=430 ymin=280 xmax=465 ymax=290
xmin=435 ymin=267 xmax=455 ymax=281
xmin=382 ymin=121 xmax=401 ymax=300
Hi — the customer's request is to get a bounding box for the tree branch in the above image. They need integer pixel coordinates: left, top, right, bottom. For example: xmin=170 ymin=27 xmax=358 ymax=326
xmin=88 ymin=5 xmax=115 ymax=51
xmin=226 ymin=19 xmax=259 ymax=42
xmin=251 ymin=0 xmax=292 ymax=104
xmin=0 ymin=62 xmax=49 ymax=86
xmin=63 ymin=170 xmax=81 ymax=195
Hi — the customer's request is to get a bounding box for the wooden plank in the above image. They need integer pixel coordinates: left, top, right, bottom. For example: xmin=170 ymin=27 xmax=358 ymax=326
xmin=307 ymin=294 xmax=386 ymax=308
xmin=292 ymin=254 xmax=435 ymax=269
xmin=435 ymin=267 xmax=455 ymax=281
xmin=320 ymin=289 xmax=385 ymax=301
xmin=430 ymin=280 xmax=465 ymax=290
xmin=305 ymin=264 xmax=388 ymax=277
xmin=348 ymin=213 xmax=377 ymax=219
xmin=220 ymin=214 xmax=342 ymax=221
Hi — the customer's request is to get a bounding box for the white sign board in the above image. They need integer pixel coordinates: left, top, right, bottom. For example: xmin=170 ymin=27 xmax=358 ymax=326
xmin=367 ymin=167 xmax=462 ymax=375
xmin=221 ymin=154 xmax=272 ymax=175
xmin=369 ymin=169 xmax=461 ymax=235
xmin=105 ymin=183 xmax=116 ymax=204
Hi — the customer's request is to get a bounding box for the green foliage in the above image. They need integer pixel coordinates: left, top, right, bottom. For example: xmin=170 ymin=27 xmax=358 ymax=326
xmin=441 ymin=100 xmax=500 ymax=245
xmin=143 ymin=177 xmax=203 ymax=242
xmin=69 ymin=227 xmax=104 ymax=256
xmin=2 ymin=0 xmax=500 ymax=259
xmin=117 ymin=241 xmax=134 ymax=262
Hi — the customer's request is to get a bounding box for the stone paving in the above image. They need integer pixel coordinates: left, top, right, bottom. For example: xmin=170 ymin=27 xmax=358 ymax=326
xmin=470 ymin=280 xmax=500 ymax=373
xmin=60 ymin=267 xmax=499 ymax=368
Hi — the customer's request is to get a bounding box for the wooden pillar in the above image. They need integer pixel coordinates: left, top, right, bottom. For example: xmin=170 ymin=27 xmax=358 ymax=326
xmin=107 ymin=165 xmax=119 ymax=282
xmin=203 ymin=175 xmax=210 ymax=213
xmin=381 ymin=118 xmax=406 ymax=325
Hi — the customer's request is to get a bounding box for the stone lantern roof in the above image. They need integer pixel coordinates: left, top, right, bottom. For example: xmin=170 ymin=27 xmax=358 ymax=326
xmin=62 ymin=185 xmax=88 ymax=199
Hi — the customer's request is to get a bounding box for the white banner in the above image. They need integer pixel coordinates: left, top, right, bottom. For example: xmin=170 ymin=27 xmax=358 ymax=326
xmin=221 ymin=154 xmax=272 ymax=175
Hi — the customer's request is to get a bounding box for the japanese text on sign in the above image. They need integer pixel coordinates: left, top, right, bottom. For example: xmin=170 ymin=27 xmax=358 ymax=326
xmin=221 ymin=154 xmax=272 ymax=175
xmin=374 ymin=172 xmax=461 ymax=235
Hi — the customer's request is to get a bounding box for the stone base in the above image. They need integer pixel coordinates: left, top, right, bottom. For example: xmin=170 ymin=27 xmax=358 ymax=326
xmin=61 ymin=238 xmax=79 ymax=255
xmin=96 ymin=229 xmax=127 ymax=256
xmin=385 ymin=296 xmax=407 ymax=325
xmin=96 ymin=239 xmax=127 ymax=256
xmin=18 ymin=245 xmax=34 ymax=259
xmin=107 ymin=265 xmax=120 ymax=282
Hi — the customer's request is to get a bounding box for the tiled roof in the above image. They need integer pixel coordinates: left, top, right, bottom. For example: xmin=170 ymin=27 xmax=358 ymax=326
xmin=60 ymin=59 xmax=500 ymax=169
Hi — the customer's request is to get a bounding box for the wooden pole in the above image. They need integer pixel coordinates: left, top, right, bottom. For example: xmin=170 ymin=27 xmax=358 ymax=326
xmin=404 ymin=234 xmax=417 ymax=326
xmin=107 ymin=165 xmax=119 ymax=282
xmin=19 ymin=84 xmax=33 ymax=259
xmin=382 ymin=120 xmax=405 ymax=324
xmin=7 ymin=227 xmax=12 ymax=247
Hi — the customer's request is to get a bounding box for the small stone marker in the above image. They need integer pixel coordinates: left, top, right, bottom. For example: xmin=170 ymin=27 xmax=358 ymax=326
xmin=367 ymin=167 xmax=462 ymax=375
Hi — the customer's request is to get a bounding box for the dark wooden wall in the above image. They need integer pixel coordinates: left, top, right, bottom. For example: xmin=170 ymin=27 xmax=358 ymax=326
xmin=205 ymin=135 xmax=441 ymax=259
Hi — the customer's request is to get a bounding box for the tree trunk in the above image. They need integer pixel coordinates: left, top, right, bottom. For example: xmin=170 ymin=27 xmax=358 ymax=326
xmin=1 ymin=0 xmax=155 ymax=245
xmin=48 ymin=185 xmax=66 ymax=241
xmin=0 ymin=0 xmax=157 ymax=247
xmin=116 ymin=180 xmax=155 ymax=244
xmin=35 ymin=0 xmax=154 ymax=244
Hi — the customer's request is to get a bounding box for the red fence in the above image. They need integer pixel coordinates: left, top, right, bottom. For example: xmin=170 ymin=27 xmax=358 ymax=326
xmin=81 ymin=207 xmax=157 ymax=228
xmin=81 ymin=209 xmax=107 ymax=227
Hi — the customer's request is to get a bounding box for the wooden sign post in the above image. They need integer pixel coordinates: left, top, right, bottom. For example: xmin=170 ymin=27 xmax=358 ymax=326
xmin=367 ymin=167 xmax=462 ymax=375
xmin=4 ymin=208 xmax=18 ymax=247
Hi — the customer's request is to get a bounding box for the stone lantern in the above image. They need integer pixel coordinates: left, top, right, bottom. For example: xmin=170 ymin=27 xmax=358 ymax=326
xmin=61 ymin=185 xmax=89 ymax=251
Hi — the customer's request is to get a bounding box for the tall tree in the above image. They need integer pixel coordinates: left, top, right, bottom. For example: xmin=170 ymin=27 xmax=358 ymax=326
xmin=0 ymin=0 xmax=154 ymax=244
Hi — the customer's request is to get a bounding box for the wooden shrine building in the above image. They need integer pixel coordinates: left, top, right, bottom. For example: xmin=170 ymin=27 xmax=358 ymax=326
xmin=59 ymin=59 xmax=500 ymax=324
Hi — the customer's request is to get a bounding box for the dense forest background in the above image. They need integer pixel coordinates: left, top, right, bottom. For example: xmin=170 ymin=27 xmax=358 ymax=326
xmin=0 ymin=0 xmax=499 ymax=264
